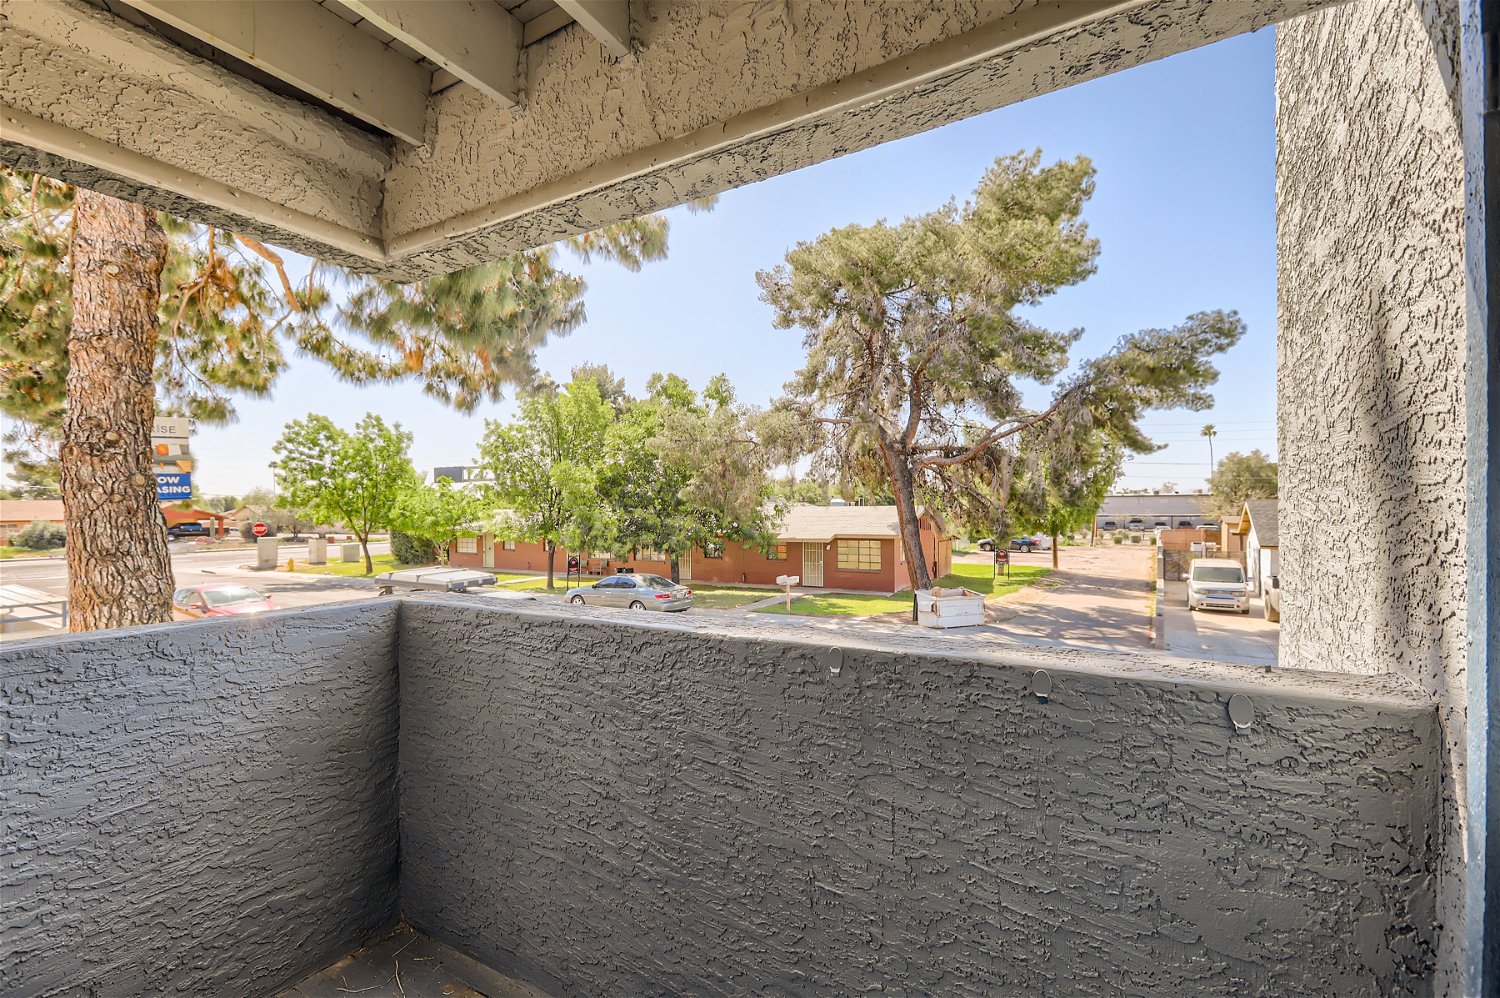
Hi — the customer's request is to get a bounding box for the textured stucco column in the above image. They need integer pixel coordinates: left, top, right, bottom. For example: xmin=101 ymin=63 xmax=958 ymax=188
xmin=1276 ymin=0 xmax=1470 ymax=989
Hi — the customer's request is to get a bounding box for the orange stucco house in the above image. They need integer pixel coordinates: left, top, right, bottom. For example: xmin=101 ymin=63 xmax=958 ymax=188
xmin=449 ymin=504 xmax=953 ymax=594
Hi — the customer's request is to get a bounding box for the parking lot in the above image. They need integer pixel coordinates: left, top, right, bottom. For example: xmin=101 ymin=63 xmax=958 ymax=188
xmin=0 ymin=542 xmax=389 ymax=641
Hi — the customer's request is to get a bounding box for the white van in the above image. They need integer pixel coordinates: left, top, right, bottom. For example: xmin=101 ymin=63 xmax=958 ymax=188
xmin=1187 ymin=559 xmax=1250 ymax=614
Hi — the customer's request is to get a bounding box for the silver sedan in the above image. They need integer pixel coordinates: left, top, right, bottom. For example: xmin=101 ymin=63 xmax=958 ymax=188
xmin=567 ymin=573 xmax=694 ymax=612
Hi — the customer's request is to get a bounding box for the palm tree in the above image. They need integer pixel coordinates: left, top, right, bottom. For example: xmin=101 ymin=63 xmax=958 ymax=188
xmin=1201 ymin=424 xmax=1217 ymax=476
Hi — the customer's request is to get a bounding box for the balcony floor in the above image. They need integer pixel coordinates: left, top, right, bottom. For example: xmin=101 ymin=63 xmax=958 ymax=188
xmin=279 ymin=926 xmax=547 ymax=998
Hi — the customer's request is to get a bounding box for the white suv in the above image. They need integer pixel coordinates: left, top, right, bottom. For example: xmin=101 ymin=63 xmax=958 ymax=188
xmin=1187 ymin=559 xmax=1250 ymax=614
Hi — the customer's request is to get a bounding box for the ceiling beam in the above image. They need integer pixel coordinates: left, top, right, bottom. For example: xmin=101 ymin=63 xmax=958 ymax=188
xmin=554 ymin=0 xmax=629 ymax=58
xmin=123 ymin=0 xmax=431 ymax=144
xmin=340 ymin=1 xmax=522 ymax=107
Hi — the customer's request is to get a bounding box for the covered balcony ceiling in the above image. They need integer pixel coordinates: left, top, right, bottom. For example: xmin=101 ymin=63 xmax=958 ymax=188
xmin=0 ymin=0 xmax=1339 ymax=280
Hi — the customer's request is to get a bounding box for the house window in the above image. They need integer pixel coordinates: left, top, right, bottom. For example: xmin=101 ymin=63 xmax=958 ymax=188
xmin=766 ymin=544 xmax=787 ymax=560
xmin=457 ymin=536 xmax=477 ymax=554
xmin=503 ymin=540 xmax=516 ymax=551
xmin=639 ymin=549 xmax=667 ymax=562
xmin=837 ymin=539 xmax=881 ymax=571
xmin=703 ymin=541 xmax=724 ymax=559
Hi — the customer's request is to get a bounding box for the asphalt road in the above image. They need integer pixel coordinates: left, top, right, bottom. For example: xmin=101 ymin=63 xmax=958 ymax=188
xmin=1 ymin=540 xmax=392 ymax=641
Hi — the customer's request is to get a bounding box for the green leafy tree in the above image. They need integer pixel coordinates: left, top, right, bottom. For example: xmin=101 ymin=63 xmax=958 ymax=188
xmin=391 ymin=477 xmax=484 ymax=565
xmin=768 ymin=476 xmax=829 ymax=506
xmin=598 ymin=372 xmax=776 ymax=583
xmin=0 ymin=167 xmax=684 ymax=629
xmin=1206 ymin=449 xmax=1278 ymax=520
xmin=759 ymin=150 xmax=1246 ymax=597
xmin=476 ymin=379 xmax=614 ymax=588
xmin=0 ymin=423 xmax=60 ymax=498
xmin=1014 ymin=433 xmax=1123 ymax=568
xmin=270 ymin=413 xmax=417 ymax=574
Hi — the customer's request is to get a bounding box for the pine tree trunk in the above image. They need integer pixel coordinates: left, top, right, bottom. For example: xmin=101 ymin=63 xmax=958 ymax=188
xmin=61 ymin=190 xmax=173 ymax=632
xmin=877 ymin=435 xmax=929 ymax=622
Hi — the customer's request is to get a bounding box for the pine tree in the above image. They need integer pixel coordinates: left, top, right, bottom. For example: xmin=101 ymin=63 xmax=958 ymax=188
xmin=759 ymin=151 xmax=1246 ymax=597
xmin=0 ymin=168 xmax=682 ymax=628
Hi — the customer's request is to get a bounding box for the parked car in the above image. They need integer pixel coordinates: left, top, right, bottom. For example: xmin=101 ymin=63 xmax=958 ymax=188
xmin=1100 ymin=520 xmax=1118 ymax=530
xmin=167 ymin=522 xmax=210 ymax=539
xmin=1008 ymin=536 xmax=1052 ymax=552
xmin=1263 ymin=574 xmax=1281 ymax=623
xmin=1153 ymin=520 xmax=1169 ymax=528
xmin=1186 ymin=559 xmax=1250 ymax=614
xmin=172 ymin=584 xmax=277 ymax=618
xmin=975 ymin=538 xmax=996 ymax=552
xmin=566 ymin=573 xmax=693 ymax=612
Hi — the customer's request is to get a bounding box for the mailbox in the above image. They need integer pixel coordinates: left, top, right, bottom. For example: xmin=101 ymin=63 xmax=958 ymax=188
xmin=776 ymin=575 xmax=800 ymax=586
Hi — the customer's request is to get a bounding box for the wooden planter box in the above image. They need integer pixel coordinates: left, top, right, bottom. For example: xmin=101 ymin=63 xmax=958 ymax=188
xmin=915 ymin=587 xmax=985 ymax=629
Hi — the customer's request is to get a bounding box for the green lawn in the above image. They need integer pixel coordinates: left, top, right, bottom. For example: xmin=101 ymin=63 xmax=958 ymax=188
xmin=0 ymin=546 xmax=63 ymax=559
xmin=754 ymin=562 xmax=1049 ymax=617
xmin=290 ymin=553 xmax=422 ymax=577
xmin=681 ymin=585 xmax=776 ymax=609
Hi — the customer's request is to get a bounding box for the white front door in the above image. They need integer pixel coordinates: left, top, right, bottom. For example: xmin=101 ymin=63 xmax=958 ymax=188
xmin=679 ymin=551 xmax=692 ymax=580
xmin=802 ymin=543 xmax=823 ymax=587
xmin=482 ymin=535 xmax=495 ymax=569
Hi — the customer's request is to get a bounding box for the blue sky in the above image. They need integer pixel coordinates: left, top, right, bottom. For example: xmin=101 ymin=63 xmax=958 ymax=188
xmin=193 ymin=25 xmax=1279 ymax=497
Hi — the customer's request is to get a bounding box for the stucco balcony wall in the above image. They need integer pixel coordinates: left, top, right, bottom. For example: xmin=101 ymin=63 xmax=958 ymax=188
xmin=2 ymin=597 xmax=1441 ymax=995
xmin=0 ymin=601 xmax=403 ymax=998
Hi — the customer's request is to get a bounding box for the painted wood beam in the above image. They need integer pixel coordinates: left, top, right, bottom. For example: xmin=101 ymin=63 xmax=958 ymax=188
xmin=341 ymin=1 xmax=522 ymax=107
xmin=123 ymin=0 xmax=431 ymax=144
xmin=554 ymin=0 xmax=629 ymax=58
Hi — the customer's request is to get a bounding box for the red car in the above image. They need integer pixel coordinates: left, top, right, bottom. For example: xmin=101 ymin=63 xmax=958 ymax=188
xmin=172 ymin=584 xmax=277 ymax=619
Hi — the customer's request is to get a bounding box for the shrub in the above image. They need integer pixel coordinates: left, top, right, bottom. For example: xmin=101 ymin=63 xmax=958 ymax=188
xmin=1113 ymin=535 xmax=1123 ymax=545
xmin=391 ymin=529 xmax=437 ymax=565
xmin=13 ymin=519 xmax=66 ymax=550
xmin=240 ymin=521 xmax=277 ymax=541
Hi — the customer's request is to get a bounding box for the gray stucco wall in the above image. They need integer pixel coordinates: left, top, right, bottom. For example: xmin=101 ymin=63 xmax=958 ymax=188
xmin=398 ymin=600 xmax=1440 ymax=995
xmin=1275 ymin=0 xmax=1470 ymax=989
xmin=0 ymin=602 xmax=403 ymax=998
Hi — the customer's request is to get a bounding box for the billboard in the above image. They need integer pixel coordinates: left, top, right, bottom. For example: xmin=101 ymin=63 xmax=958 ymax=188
xmin=151 ymin=416 xmax=193 ymax=501
xmin=156 ymin=472 xmax=192 ymax=501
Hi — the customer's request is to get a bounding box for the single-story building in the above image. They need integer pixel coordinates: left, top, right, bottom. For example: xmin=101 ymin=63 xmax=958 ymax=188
xmin=1234 ymin=499 xmax=1279 ymax=596
xmin=449 ymin=504 xmax=953 ymax=594
xmin=1094 ymin=493 xmax=1213 ymax=532
xmin=0 ymin=499 xmax=65 ymax=545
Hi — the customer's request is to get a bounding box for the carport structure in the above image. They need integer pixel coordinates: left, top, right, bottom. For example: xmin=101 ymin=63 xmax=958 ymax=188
xmin=4 ymin=0 xmax=1328 ymax=279
xmin=1 ymin=1 xmax=1497 ymax=995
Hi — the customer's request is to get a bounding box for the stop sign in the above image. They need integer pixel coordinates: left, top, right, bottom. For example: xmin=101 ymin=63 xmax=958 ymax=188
xmin=251 ymin=521 xmax=269 ymax=537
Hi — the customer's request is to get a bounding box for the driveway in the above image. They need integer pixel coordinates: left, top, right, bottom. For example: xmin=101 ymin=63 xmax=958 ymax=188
xmin=1161 ymin=580 xmax=1279 ymax=665
xmin=980 ymin=544 xmax=1156 ymax=652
